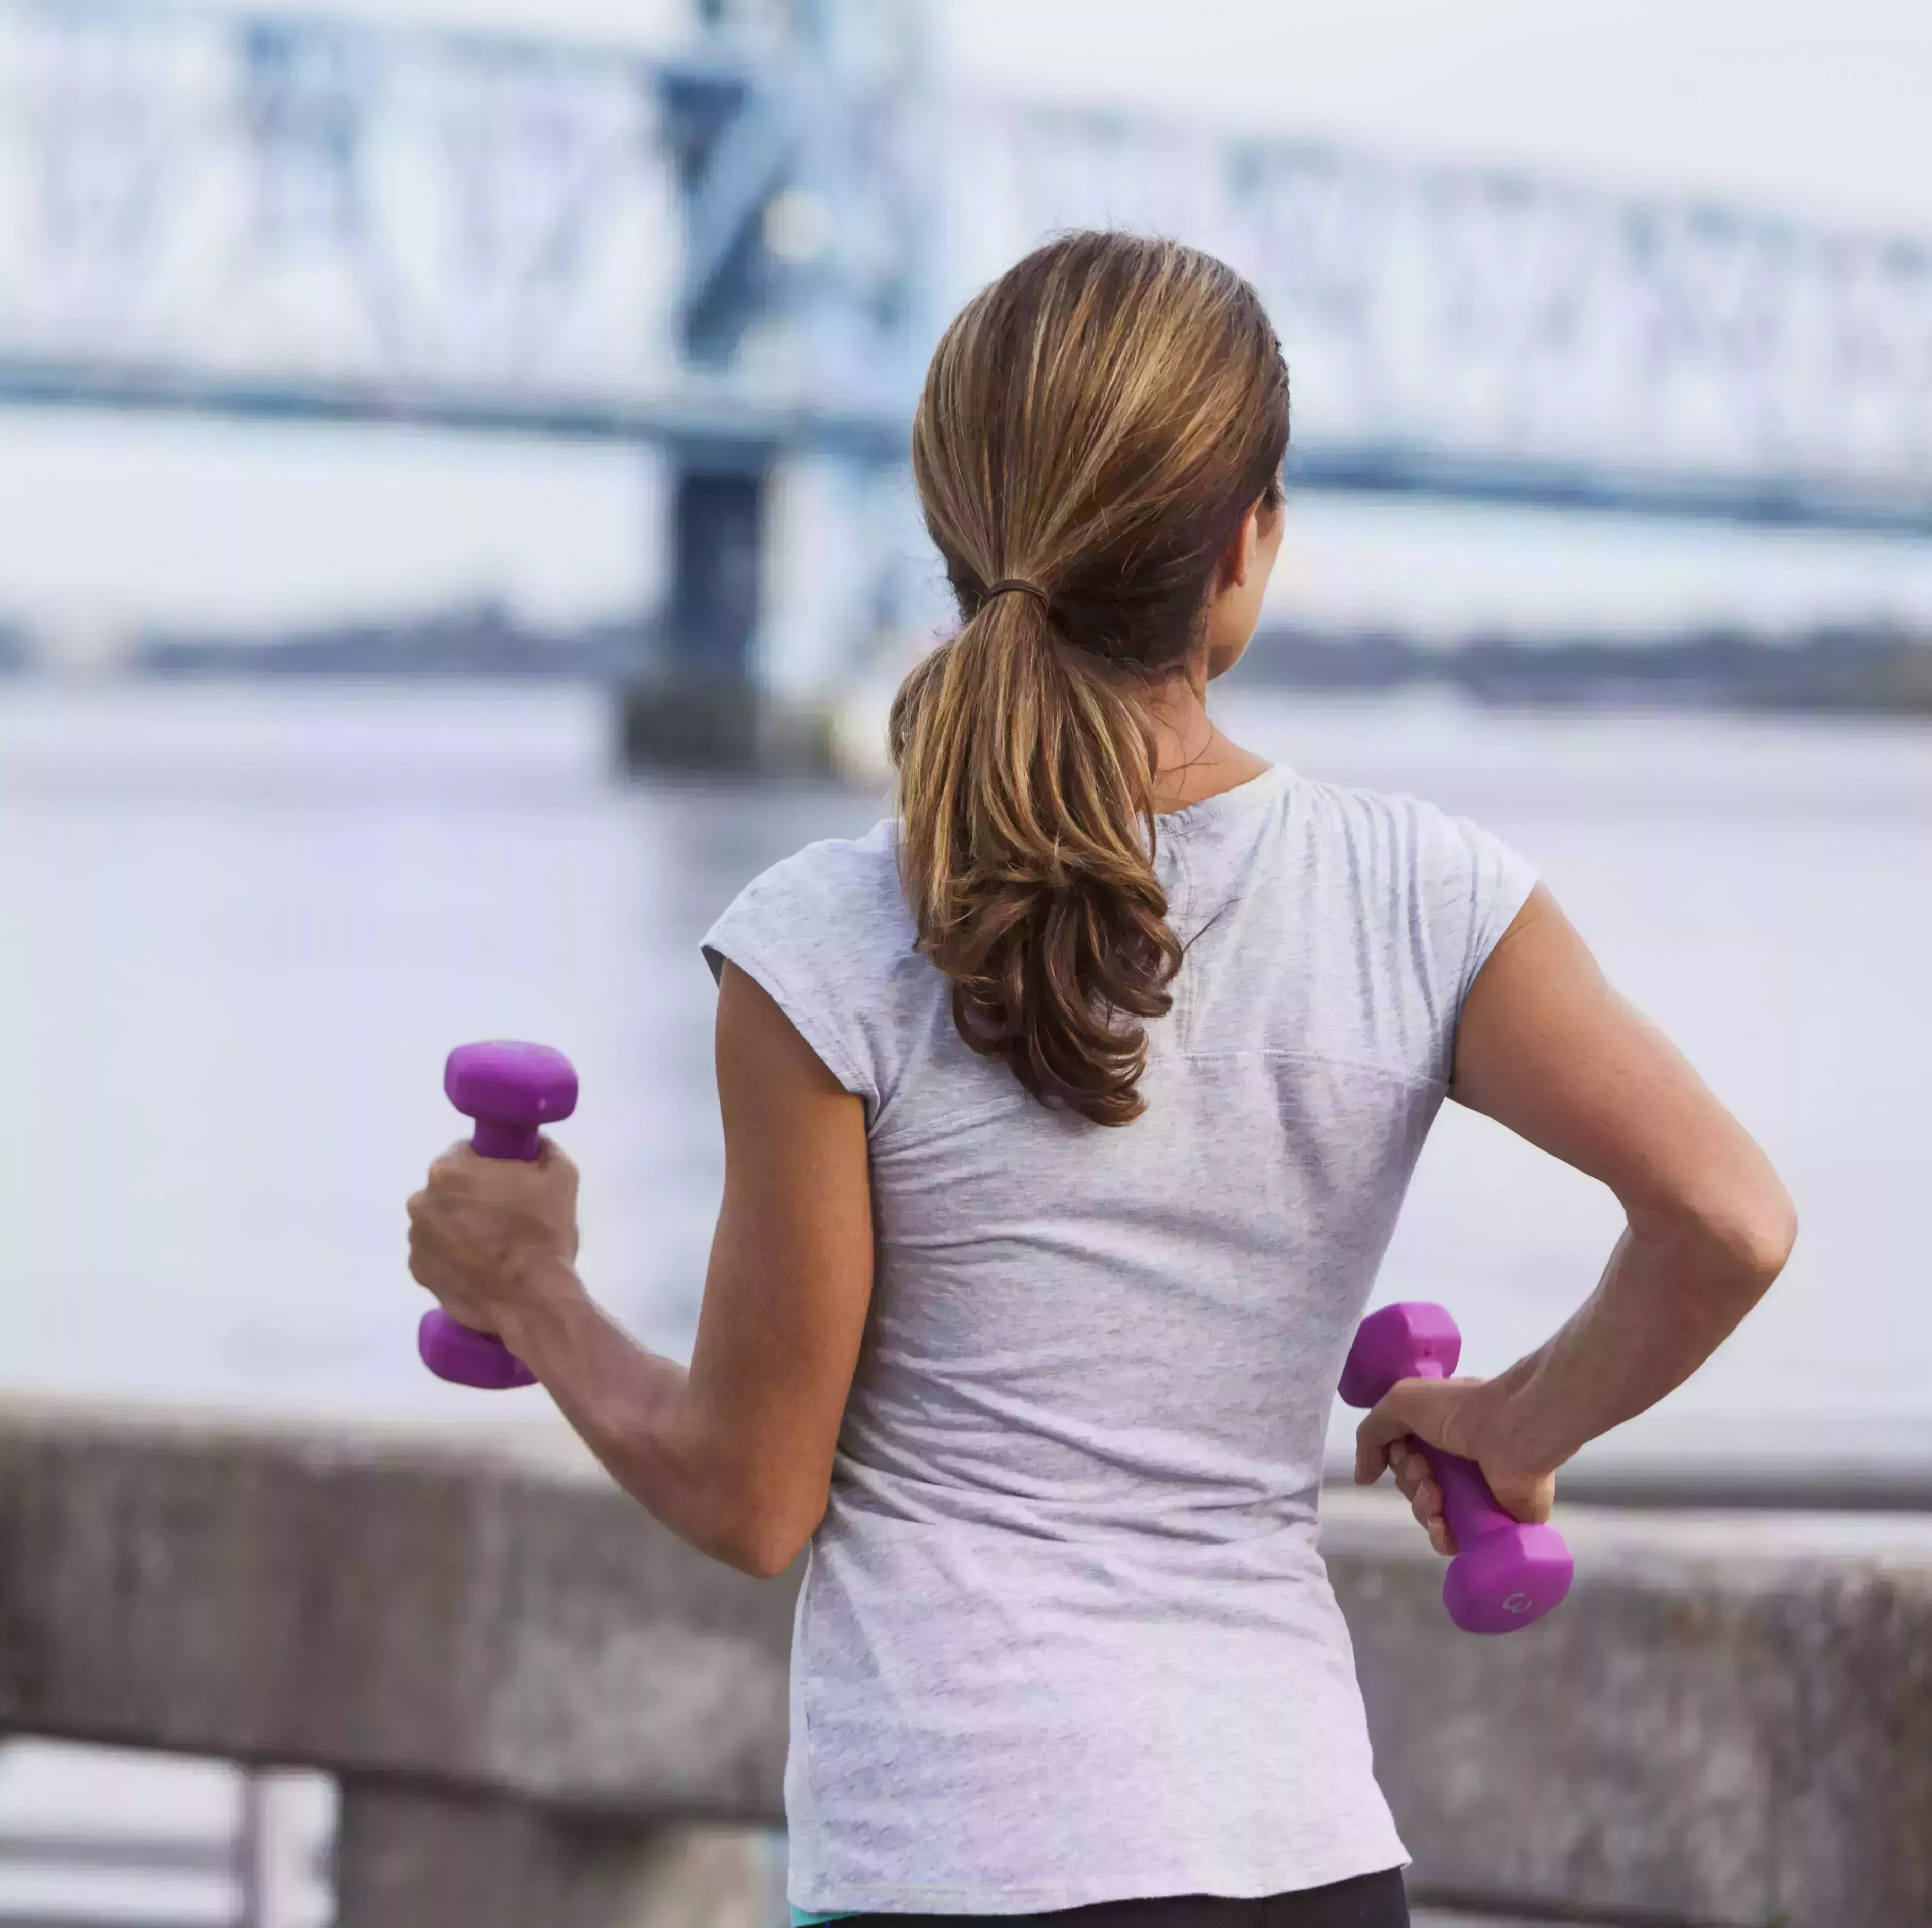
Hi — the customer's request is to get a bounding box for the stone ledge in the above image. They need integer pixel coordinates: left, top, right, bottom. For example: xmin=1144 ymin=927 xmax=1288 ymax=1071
xmin=1323 ymin=1492 xmax=1932 ymax=1927
xmin=0 ymin=1401 xmax=796 ymax=1820
xmin=4 ymin=1402 xmax=1929 ymax=1926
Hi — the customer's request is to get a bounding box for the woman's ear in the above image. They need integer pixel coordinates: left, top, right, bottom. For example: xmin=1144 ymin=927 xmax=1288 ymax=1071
xmin=1221 ymin=503 xmax=1261 ymax=591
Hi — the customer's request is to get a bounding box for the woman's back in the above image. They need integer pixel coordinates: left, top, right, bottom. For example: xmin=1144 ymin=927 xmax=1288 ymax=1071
xmin=702 ymin=762 xmax=1534 ymax=1912
xmin=405 ymin=229 xmax=1791 ymax=1928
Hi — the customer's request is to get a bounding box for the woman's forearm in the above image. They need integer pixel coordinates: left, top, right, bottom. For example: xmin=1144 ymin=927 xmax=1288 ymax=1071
xmin=1472 ymin=1192 xmax=1796 ymax=1475
xmin=500 ymin=1260 xmax=770 ymax=1573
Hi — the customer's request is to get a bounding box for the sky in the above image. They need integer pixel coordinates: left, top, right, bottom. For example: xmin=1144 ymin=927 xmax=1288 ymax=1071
xmin=223 ymin=0 xmax=1932 ymax=234
xmin=2 ymin=0 xmax=1929 ymax=655
xmin=937 ymin=0 xmax=1932 ymax=235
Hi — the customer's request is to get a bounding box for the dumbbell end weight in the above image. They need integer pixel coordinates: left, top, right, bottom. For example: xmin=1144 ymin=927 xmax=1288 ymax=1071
xmin=1442 ymin=1518 xmax=1573 ymax=1633
xmin=418 ymin=1309 xmax=539 ymax=1389
xmin=1341 ymin=1300 xmax=1574 ymax=1635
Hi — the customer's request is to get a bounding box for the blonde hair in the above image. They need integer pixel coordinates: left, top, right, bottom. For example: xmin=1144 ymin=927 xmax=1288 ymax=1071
xmin=892 ymin=232 xmax=1289 ymax=1126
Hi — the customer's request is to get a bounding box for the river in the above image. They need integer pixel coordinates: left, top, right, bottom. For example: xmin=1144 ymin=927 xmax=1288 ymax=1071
xmin=3 ymin=678 xmax=1929 ymax=1476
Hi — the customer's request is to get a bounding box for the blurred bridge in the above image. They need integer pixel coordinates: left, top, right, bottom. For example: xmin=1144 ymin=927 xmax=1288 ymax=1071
xmin=2 ymin=0 xmax=1930 ymax=718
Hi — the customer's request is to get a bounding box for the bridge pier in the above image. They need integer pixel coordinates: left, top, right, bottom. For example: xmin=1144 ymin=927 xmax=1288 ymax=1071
xmin=622 ymin=442 xmax=895 ymax=780
xmin=621 ymin=449 xmax=786 ymax=777
xmin=335 ymin=1784 xmax=665 ymax=1928
xmin=334 ymin=1786 xmax=774 ymax=1928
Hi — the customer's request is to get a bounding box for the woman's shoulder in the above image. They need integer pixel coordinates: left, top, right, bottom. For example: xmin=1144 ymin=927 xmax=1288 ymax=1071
xmin=719 ymin=818 xmax=908 ymax=935
xmin=701 ymin=820 xmax=914 ymax=996
xmin=1290 ymin=769 xmax=1474 ymax=836
xmin=699 ymin=821 xmax=915 ymax=1108
xmin=1283 ymin=772 xmax=1538 ymax=1013
xmin=1275 ymin=772 xmax=1530 ymax=893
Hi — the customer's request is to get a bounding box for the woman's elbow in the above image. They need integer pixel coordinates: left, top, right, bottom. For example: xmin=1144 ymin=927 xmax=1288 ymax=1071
xmin=1745 ymin=1184 xmax=1799 ymax=1287
xmin=1680 ymin=1174 xmax=1799 ymax=1299
xmin=718 ymin=1528 xmax=811 ymax=1582
xmin=708 ymin=1499 xmax=820 ymax=1580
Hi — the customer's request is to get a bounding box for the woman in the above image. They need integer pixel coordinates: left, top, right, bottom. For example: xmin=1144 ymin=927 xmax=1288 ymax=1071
xmin=408 ymin=233 xmax=1795 ymax=1928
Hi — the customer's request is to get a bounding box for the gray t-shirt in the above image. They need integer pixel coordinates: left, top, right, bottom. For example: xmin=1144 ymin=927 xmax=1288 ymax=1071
xmin=701 ymin=761 xmax=1536 ymax=1918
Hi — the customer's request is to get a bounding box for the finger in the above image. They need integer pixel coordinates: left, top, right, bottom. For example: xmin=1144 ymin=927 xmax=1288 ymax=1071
xmin=1428 ymin=1517 xmax=1454 ymax=1557
xmin=407 ymin=1214 xmax=452 ymax=1287
xmin=1393 ymin=1455 xmax=1427 ymax=1503
xmin=408 ymin=1242 xmax=473 ymax=1318
xmin=1354 ymin=1387 xmax=1424 ymax=1483
xmin=428 ymin=1148 xmax=468 ymax=1186
xmin=1410 ymin=1479 xmax=1441 ymax=1532
xmin=1502 ymin=1472 xmax=1557 ymax=1526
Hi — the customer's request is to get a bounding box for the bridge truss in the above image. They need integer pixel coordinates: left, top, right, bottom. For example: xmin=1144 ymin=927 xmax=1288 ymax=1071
xmin=1 ymin=0 xmax=1929 ymax=698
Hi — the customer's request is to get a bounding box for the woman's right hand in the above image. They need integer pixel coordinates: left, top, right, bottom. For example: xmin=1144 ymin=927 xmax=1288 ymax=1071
xmin=1353 ymin=1374 xmax=1556 ymax=1556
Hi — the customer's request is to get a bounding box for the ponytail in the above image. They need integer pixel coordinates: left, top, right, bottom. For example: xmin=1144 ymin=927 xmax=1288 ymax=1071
xmin=891 ymin=592 xmax=1182 ymax=1127
xmin=897 ymin=231 xmax=1291 ymax=1126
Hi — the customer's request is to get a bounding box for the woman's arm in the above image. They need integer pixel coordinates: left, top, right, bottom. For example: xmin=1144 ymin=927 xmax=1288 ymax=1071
xmin=407 ymin=961 xmax=874 ymax=1577
xmin=1354 ymin=883 xmax=1798 ymax=1548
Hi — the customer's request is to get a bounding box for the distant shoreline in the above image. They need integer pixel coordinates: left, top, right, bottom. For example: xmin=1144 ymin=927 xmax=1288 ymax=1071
xmin=4 ymin=605 xmax=1930 ymax=717
xmin=1239 ymin=623 xmax=1932 ymax=716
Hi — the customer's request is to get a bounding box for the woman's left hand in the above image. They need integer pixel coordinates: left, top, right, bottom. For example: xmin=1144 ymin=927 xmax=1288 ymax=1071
xmin=407 ymin=1138 xmax=582 ymax=1342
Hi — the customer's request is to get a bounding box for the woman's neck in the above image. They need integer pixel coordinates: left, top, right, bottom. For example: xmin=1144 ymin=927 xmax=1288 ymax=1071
xmin=1143 ymin=670 xmax=1271 ymax=814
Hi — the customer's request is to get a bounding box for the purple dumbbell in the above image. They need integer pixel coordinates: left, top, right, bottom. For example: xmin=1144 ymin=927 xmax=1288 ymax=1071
xmin=1340 ymin=1302 xmax=1573 ymax=1634
xmin=417 ymin=1040 xmax=578 ymax=1391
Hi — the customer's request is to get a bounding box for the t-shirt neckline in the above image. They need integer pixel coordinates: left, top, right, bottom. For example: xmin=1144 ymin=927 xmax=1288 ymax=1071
xmin=1154 ymin=760 xmax=1295 ymax=830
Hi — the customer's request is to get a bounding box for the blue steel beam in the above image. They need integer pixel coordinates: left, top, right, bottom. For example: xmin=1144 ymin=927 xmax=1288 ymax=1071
xmin=5 ymin=359 xmax=1932 ymax=540
xmin=0 ymin=357 xmax=908 ymax=468
xmin=1285 ymin=446 xmax=1932 ymax=542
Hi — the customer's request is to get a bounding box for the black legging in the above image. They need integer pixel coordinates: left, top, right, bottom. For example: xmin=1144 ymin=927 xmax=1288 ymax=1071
xmin=838 ymin=1871 xmax=1409 ymax=1928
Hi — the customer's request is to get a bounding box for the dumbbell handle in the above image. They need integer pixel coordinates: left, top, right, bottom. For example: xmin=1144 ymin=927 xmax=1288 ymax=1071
xmin=1406 ymin=1359 xmax=1520 ymax=1547
xmin=471 ymin=1117 xmax=542 ymax=1161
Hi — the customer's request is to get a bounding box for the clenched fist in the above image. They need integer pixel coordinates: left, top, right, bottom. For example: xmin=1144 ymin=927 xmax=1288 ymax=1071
xmin=407 ymin=1137 xmax=582 ymax=1344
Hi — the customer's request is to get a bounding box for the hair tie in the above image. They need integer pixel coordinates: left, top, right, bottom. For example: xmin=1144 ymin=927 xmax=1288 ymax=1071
xmin=984 ymin=578 xmax=1050 ymax=612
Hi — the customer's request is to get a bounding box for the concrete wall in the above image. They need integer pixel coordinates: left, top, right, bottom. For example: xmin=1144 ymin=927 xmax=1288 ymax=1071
xmin=1324 ymin=1494 xmax=1932 ymax=1926
xmin=0 ymin=1403 xmax=793 ymax=1818
xmin=3 ymin=1400 xmax=1929 ymax=1926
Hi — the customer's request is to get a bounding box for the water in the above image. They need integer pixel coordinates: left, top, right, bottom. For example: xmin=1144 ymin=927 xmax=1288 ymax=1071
xmin=2 ymin=678 xmax=1929 ymax=1473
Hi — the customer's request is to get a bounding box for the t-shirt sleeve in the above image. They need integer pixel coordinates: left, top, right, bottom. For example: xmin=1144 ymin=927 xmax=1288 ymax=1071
xmin=1404 ymin=798 xmax=1540 ymax=1080
xmin=699 ymin=855 xmax=881 ymax=1109
xmin=1444 ymin=808 xmax=1538 ymax=1001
